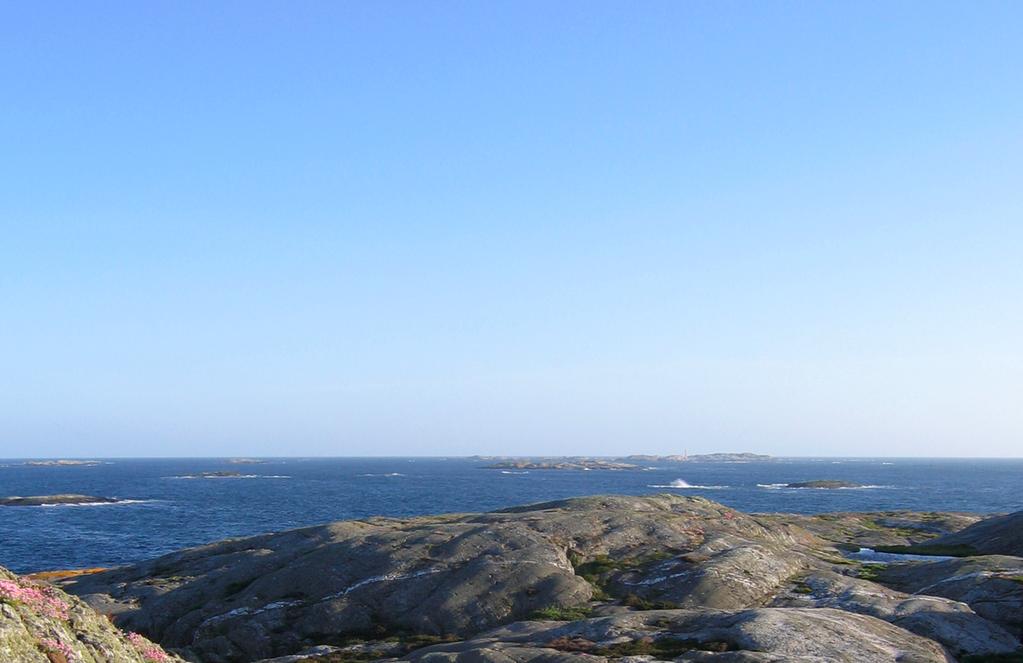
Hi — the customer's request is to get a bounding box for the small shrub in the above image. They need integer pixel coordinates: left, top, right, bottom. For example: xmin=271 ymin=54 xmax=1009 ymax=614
xmin=529 ymin=605 xmax=593 ymax=621
xmin=622 ymin=594 xmax=680 ymax=610
xmin=791 ymin=581 xmax=814 ymax=595
xmin=546 ymin=635 xmax=595 ymax=652
xmin=574 ymin=555 xmax=621 ymax=581
xmin=857 ymin=564 xmax=885 ymax=581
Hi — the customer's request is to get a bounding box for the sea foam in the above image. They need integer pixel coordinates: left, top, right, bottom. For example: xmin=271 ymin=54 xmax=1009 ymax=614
xmin=648 ymin=478 xmax=727 ymax=489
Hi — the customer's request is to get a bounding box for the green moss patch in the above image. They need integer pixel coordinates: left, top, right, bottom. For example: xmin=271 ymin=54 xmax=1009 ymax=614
xmin=790 ymin=580 xmax=814 ymax=595
xmin=622 ymin=594 xmax=680 ymax=610
xmin=529 ymin=605 xmax=594 ymax=621
xmin=857 ymin=564 xmax=886 ymax=581
xmin=568 ymin=551 xmax=678 ymax=601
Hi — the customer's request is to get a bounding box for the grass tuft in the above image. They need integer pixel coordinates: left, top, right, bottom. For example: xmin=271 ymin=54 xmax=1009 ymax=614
xmin=857 ymin=564 xmax=886 ymax=581
xmin=529 ymin=605 xmax=594 ymax=621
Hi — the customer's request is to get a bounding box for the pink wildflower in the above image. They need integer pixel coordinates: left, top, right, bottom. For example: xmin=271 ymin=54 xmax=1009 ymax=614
xmin=39 ymin=637 xmax=77 ymax=662
xmin=126 ymin=632 xmax=171 ymax=662
xmin=0 ymin=578 xmax=70 ymax=619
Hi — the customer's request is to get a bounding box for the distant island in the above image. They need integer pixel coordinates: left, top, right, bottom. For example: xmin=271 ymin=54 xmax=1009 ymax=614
xmin=483 ymin=459 xmax=639 ymax=471
xmin=786 ymin=480 xmax=862 ymax=489
xmin=23 ymin=459 xmax=103 ymax=467
xmin=476 ymin=452 xmax=772 ymax=470
xmin=622 ymin=452 xmax=773 ymax=463
xmin=178 ymin=471 xmax=246 ymax=478
xmin=0 ymin=494 xmax=120 ymax=507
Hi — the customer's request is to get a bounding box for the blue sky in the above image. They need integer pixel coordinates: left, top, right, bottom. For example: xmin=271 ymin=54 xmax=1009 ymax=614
xmin=2 ymin=2 xmax=1021 ymax=457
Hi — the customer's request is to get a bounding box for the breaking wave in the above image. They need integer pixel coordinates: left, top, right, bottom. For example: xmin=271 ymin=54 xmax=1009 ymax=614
xmin=648 ymin=478 xmax=727 ymax=489
xmin=39 ymin=499 xmax=158 ymax=508
xmin=167 ymin=474 xmax=291 ymax=480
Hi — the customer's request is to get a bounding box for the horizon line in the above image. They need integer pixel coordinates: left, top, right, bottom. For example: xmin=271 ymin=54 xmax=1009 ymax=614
xmin=5 ymin=454 xmax=1023 ymax=461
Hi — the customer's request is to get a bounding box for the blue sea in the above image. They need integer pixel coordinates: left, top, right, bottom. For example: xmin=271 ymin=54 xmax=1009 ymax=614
xmin=1 ymin=457 xmax=1020 ymax=574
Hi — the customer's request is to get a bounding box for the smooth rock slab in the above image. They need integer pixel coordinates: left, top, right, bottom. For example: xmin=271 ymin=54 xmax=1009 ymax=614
xmin=64 ymin=495 xmax=815 ymax=663
xmin=878 ymin=555 xmax=1023 ymax=638
xmin=755 ymin=511 xmax=983 ymax=549
xmin=401 ymin=608 xmax=956 ymax=663
xmin=927 ymin=510 xmax=1023 ymax=556
xmin=611 ymin=538 xmax=811 ymax=609
xmin=772 ymin=569 xmax=1019 ymax=656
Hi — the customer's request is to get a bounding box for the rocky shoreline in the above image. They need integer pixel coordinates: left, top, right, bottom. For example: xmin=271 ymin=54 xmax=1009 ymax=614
xmin=2 ymin=494 xmax=1020 ymax=662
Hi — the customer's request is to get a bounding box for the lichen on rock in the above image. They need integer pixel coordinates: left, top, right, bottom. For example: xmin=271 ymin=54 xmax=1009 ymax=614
xmin=0 ymin=567 xmax=180 ymax=663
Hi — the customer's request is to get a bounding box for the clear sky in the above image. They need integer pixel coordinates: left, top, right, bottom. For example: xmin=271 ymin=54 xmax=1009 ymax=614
xmin=2 ymin=2 xmax=1021 ymax=458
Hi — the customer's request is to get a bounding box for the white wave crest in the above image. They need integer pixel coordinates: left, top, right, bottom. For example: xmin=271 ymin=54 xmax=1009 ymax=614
xmin=166 ymin=474 xmax=291 ymax=480
xmin=39 ymin=499 xmax=158 ymax=508
xmin=648 ymin=478 xmax=727 ymax=489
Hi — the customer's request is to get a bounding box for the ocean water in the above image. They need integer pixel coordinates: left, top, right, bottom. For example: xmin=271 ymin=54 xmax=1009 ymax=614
xmin=0 ymin=457 xmax=1020 ymax=574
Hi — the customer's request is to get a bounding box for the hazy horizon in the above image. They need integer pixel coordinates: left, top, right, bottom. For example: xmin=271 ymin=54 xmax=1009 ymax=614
xmin=3 ymin=3 xmax=1021 ymax=458
xmin=5 ymin=454 xmax=1023 ymax=461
